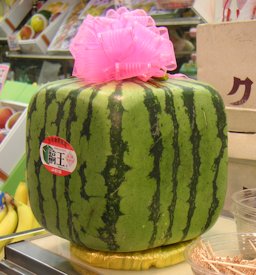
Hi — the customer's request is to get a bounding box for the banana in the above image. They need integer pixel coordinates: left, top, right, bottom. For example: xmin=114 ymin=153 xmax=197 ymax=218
xmin=0 ymin=203 xmax=18 ymax=251
xmin=0 ymin=205 xmax=7 ymax=223
xmin=14 ymin=181 xmax=29 ymax=205
xmin=11 ymin=201 xmax=37 ymax=243
xmin=31 ymin=216 xmax=41 ymax=229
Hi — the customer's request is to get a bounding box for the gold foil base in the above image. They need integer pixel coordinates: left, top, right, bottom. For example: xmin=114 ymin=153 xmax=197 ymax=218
xmin=70 ymin=240 xmax=192 ymax=271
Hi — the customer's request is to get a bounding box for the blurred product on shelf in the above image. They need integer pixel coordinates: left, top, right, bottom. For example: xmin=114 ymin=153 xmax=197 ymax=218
xmin=48 ymin=1 xmax=85 ymax=53
xmin=129 ymin=0 xmax=155 ymax=12
xmin=79 ymin=0 xmax=200 ymax=18
xmin=0 ymin=0 xmax=32 ymax=38
xmin=17 ymin=0 xmax=78 ymax=54
xmin=0 ymin=106 xmax=13 ymax=129
xmin=18 ymin=1 xmax=68 ymax=39
xmin=189 ymin=26 xmax=196 ymax=38
xmin=37 ymin=61 xmax=61 ymax=84
xmin=19 ymin=25 xmax=35 ymax=40
xmin=5 ymin=111 xmax=22 ymax=131
xmin=0 ymin=0 xmax=17 ymax=21
xmin=79 ymin=0 xmax=115 ymax=18
xmin=0 ymin=0 xmax=33 ymax=38
xmin=169 ymin=28 xmax=195 ymax=54
xmin=179 ymin=53 xmax=197 ymax=78
xmin=157 ymin=0 xmax=195 ymax=9
xmin=30 ymin=10 xmax=51 ymax=34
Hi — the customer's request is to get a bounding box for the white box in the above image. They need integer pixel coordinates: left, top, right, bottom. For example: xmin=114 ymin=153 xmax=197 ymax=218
xmin=0 ymin=0 xmax=32 ymax=38
xmin=224 ymin=132 xmax=256 ymax=213
xmin=0 ymin=100 xmax=27 ymax=184
xmin=197 ymin=20 xmax=256 ymax=133
xmin=18 ymin=0 xmax=79 ymax=54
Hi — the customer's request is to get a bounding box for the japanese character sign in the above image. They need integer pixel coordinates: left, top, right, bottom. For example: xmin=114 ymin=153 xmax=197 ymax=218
xmin=228 ymin=77 xmax=254 ymax=105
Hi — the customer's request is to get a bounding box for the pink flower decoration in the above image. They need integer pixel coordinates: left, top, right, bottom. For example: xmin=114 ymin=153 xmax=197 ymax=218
xmin=70 ymin=7 xmax=177 ymax=84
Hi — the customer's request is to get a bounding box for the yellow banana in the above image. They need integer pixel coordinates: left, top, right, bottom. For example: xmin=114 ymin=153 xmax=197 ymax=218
xmin=31 ymin=216 xmax=41 ymax=229
xmin=14 ymin=182 xmax=29 ymax=205
xmin=0 ymin=203 xmax=18 ymax=251
xmin=0 ymin=205 xmax=7 ymax=223
xmin=11 ymin=201 xmax=37 ymax=243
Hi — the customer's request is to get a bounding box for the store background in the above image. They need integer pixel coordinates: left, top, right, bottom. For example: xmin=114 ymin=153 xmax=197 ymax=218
xmin=0 ymin=0 xmax=256 ymax=273
xmin=0 ymin=0 xmax=200 ymax=84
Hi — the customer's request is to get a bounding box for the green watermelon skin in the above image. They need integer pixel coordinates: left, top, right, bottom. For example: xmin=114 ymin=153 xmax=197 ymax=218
xmin=26 ymin=78 xmax=227 ymax=252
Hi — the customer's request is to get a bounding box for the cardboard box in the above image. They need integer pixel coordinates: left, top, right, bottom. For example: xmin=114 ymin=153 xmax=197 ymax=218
xmin=197 ymin=20 xmax=256 ymax=133
xmin=18 ymin=0 xmax=79 ymax=54
xmin=0 ymin=100 xmax=27 ymax=185
xmin=0 ymin=0 xmax=32 ymax=38
xmin=0 ymin=80 xmax=38 ymax=187
xmin=224 ymin=132 xmax=256 ymax=213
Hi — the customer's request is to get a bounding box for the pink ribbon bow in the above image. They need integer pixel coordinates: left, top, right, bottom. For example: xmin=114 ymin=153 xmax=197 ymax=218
xmin=70 ymin=7 xmax=177 ymax=84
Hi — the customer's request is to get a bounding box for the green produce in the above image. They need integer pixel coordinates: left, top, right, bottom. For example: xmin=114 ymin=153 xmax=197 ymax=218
xmin=30 ymin=10 xmax=51 ymax=33
xmin=26 ymin=77 xmax=227 ymax=252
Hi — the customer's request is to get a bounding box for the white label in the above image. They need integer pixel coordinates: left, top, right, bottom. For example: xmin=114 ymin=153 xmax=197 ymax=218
xmin=40 ymin=136 xmax=77 ymax=176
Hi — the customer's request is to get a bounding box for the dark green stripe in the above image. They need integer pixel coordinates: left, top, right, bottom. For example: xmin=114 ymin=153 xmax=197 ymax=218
xmin=78 ymin=84 xmax=104 ymax=201
xmin=64 ymin=175 xmax=75 ymax=242
xmin=136 ymin=81 xmax=163 ymax=248
xmin=180 ymin=86 xmax=201 ymax=240
xmin=80 ymin=85 xmax=102 ymax=141
xmin=34 ymin=86 xmax=59 ymax=227
xmin=164 ymin=81 xmax=201 ymax=240
xmin=154 ymin=83 xmax=180 ymax=241
xmin=26 ymin=92 xmax=39 ymax=168
xmin=98 ymin=82 xmax=131 ymax=251
xmin=78 ymin=163 xmax=89 ymax=200
xmin=63 ymin=88 xmax=86 ymax=243
xmin=202 ymin=85 xmax=227 ymax=231
xmin=52 ymin=94 xmax=73 ymax=234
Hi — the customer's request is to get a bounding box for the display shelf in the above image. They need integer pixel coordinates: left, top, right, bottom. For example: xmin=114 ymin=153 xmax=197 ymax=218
xmin=154 ymin=16 xmax=203 ymax=26
xmin=6 ymin=46 xmax=196 ymax=60
xmin=5 ymin=51 xmax=73 ymax=61
xmin=5 ymin=51 xmax=194 ymax=60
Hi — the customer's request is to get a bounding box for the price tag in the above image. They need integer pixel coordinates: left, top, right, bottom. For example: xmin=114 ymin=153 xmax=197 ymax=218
xmin=0 ymin=64 xmax=10 ymax=94
xmin=7 ymin=34 xmax=21 ymax=52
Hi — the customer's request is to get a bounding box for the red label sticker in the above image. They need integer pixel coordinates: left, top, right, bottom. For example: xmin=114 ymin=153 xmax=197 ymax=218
xmin=40 ymin=136 xmax=77 ymax=176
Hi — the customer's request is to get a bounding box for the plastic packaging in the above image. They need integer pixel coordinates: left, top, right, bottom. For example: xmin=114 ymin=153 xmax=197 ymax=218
xmin=185 ymin=232 xmax=256 ymax=275
xmin=232 ymin=188 xmax=256 ymax=233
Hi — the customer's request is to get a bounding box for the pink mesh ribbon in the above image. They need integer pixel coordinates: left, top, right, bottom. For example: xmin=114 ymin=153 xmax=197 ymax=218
xmin=70 ymin=7 xmax=177 ymax=84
